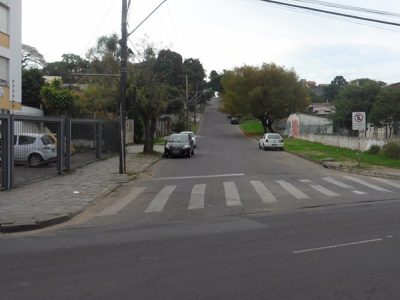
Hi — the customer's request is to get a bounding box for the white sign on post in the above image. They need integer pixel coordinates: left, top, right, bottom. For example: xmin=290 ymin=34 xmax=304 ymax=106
xmin=352 ymin=112 xmax=366 ymax=131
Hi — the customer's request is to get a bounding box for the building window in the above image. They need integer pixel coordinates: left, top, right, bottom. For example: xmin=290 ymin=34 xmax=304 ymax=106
xmin=0 ymin=3 xmax=9 ymax=34
xmin=0 ymin=56 xmax=9 ymax=86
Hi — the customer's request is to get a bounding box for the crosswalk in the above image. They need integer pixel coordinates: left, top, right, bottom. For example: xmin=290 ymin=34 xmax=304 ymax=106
xmin=99 ymin=176 xmax=400 ymax=216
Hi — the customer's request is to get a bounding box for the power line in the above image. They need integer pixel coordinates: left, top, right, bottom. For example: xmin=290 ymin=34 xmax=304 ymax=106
xmin=291 ymin=0 xmax=400 ymax=18
xmin=259 ymin=0 xmax=400 ymax=27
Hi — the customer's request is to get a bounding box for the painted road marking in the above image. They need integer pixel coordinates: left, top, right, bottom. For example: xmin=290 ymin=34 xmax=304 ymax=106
xmin=293 ymin=238 xmax=383 ymax=254
xmin=188 ymin=184 xmax=206 ymax=210
xmin=276 ymin=180 xmax=310 ymax=199
xmin=372 ymin=178 xmax=400 ymax=189
xmin=343 ymin=176 xmax=392 ymax=193
xmin=151 ymin=173 xmax=245 ymax=181
xmin=223 ymin=182 xmax=241 ymax=206
xmin=309 ymin=184 xmax=339 ymax=197
xmin=323 ymin=177 xmax=366 ymax=195
xmin=145 ymin=185 xmax=176 ymax=213
xmin=250 ymin=181 xmax=277 ymax=203
xmin=99 ymin=187 xmax=146 ymax=216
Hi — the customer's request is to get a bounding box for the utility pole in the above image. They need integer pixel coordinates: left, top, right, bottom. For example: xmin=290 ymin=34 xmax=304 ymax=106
xmin=194 ymin=83 xmax=198 ymax=124
xmin=119 ymin=0 xmax=128 ymax=174
xmin=185 ymin=75 xmax=189 ymax=128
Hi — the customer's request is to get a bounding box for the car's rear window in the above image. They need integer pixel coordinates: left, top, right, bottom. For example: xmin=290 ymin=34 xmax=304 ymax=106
xmin=169 ymin=135 xmax=188 ymax=142
xmin=268 ymin=134 xmax=282 ymax=139
xmin=41 ymin=135 xmax=55 ymax=145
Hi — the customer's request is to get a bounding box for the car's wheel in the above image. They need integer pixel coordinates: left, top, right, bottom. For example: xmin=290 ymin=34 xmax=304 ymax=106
xmin=164 ymin=153 xmax=168 ymax=158
xmin=187 ymin=149 xmax=192 ymax=158
xmin=280 ymin=147 xmax=284 ymax=151
xmin=28 ymin=153 xmax=44 ymax=167
xmin=191 ymin=149 xmax=194 ymax=155
xmin=263 ymin=144 xmax=267 ymax=151
xmin=259 ymin=143 xmax=261 ymax=149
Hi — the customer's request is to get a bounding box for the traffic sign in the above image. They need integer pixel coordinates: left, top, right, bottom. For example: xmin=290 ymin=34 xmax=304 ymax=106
xmin=352 ymin=112 xmax=366 ymax=131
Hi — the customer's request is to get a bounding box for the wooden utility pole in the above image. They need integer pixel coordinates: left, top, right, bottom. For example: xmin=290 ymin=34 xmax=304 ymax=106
xmin=119 ymin=0 xmax=128 ymax=174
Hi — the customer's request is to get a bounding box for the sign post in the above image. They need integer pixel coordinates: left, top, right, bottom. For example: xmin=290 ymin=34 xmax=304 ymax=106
xmin=352 ymin=112 xmax=366 ymax=167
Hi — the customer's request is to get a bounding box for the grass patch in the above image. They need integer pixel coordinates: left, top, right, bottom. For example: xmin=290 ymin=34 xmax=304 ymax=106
xmin=153 ymin=137 xmax=167 ymax=145
xmin=239 ymin=119 xmax=263 ymax=137
xmin=284 ymin=138 xmax=400 ymax=169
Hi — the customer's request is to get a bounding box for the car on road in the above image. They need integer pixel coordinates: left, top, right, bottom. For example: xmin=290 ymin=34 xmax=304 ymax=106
xmin=13 ymin=133 xmax=57 ymax=167
xmin=259 ymin=133 xmax=284 ymax=150
xmin=180 ymin=131 xmax=196 ymax=148
xmin=164 ymin=133 xmax=195 ymax=158
xmin=230 ymin=117 xmax=239 ymax=124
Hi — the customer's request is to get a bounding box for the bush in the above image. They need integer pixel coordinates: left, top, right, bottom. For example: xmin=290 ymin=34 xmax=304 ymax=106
xmin=381 ymin=142 xmax=400 ymax=159
xmin=366 ymin=145 xmax=381 ymax=155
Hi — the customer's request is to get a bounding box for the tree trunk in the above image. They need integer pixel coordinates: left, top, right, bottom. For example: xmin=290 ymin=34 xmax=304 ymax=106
xmin=143 ymin=116 xmax=152 ymax=153
xmin=267 ymin=119 xmax=275 ymax=133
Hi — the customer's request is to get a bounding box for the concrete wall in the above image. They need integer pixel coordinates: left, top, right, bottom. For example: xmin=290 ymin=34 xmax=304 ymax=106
xmin=298 ymin=133 xmax=400 ymax=151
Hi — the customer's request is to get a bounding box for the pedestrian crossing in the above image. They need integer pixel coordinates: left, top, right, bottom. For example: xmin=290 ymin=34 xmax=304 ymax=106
xmin=99 ymin=176 xmax=400 ymax=216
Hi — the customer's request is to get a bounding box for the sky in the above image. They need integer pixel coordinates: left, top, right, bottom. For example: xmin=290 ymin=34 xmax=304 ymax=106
xmin=22 ymin=0 xmax=400 ymax=84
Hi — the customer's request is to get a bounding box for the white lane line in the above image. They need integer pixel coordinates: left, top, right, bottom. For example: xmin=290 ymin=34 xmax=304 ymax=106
xmin=151 ymin=173 xmax=245 ymax=181
xmin=323 ymin=177 xmax=366 ymax=195
xmin=372 ymin=178 xmax=400 ymax=189
xmin=323 ymin=177 xmax=355 ymax=189
xmin=293 ymin=238 xmax=383 ymax=254
xmin=309 ymin=184 xmax=339 ymax=197
xmin=188 ymin=184 xmax=206 ymax=210
xmin=99 ymin=187 xmax=146 ymax=216
xmin=276 ymin=180 xmax=310 ymax=199
xmin=250 ymin=181 xmax=277 ymax=203
xmin=145 ymin=185 xmax=176 ymax=213
xmin=343 ymin=176 xmax=392 ymax=193
xmin=299 ymin=179 xmax=312 ymax=183
xmin=223 ymin=182 xmax=242 ymax=206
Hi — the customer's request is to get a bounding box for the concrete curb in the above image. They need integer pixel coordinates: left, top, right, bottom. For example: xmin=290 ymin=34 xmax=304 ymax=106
xmin=0 ymin=214 xmax=76 ymax=233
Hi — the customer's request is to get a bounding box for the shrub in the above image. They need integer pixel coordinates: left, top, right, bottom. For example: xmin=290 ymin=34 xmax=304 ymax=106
xmin=381 ymin=142 xmax=400 ymax=159
xmin=366 ymin=145 xmax=381 ymax=155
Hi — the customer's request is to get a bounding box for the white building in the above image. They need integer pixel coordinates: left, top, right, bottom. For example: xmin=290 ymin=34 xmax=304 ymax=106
xmin=0 ymin=0 xmax=22 ymax=112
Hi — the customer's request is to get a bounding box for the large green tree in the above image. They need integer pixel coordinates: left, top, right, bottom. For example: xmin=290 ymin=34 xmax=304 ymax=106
xmin=208 ymin=70 xmax=222 ymax=94
xmin=44 ymin=53 xmax=89 ymax=84
xmin=331 ymin=80 xmax=381 ymax=133
xmin=22 ymin=68 xmax=45 ymax=108
xmin=40 ymin=79 xmax=80 ymax=116
xmin=222 ymin=63 xmax=309 ymax=133
xmin=323 ymin=75 xmax=348 ymax=103
xmin=369 ymin=87 xmax=400 ymax=138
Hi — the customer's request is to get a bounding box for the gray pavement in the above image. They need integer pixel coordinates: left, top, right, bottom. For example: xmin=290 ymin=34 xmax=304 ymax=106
xmin=0 ymin=145 xmax=164 ymax=232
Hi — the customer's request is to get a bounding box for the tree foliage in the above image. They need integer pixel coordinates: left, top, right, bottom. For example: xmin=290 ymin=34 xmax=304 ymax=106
xmin=331 ymin=80 xmax=381 ymax=132
xmin=323 ymin=75 xmax=348 ymax=103
xmin=208 ymin=70 xmax=222 ymax=93
xmin=44 ymin=53 xmax=89 ymax=84
xmin=21 ymin=44 xmax=46 ymax=70
xmin=222 ymin=63 xmax=310 ymax=133
xmin=22 ymin=68 xmax=45 ymax=108
xmin=40 ymin=79 xmax=80 ymax=116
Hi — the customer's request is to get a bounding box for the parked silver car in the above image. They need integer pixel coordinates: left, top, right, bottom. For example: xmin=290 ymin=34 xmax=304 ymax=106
xmin=14 ymin=133 xmax=57 ymax=167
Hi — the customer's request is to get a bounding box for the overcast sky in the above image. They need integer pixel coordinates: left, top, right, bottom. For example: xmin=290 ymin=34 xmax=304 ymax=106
xmin=22 ymin=0 xmax=400 ymax=84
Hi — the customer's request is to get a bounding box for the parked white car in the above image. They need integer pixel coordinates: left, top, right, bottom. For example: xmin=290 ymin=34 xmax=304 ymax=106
xmin=14 ymin=133 xmax=57 ymax=167
xmin=180 ymin=131 xmax=196 ymax=148
xmin=259 ymin=133 xmax=284 ymax=151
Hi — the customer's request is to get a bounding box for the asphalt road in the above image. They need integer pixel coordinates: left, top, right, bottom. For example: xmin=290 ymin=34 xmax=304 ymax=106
xmin=1 ymin=97 xmax=400 ymax=299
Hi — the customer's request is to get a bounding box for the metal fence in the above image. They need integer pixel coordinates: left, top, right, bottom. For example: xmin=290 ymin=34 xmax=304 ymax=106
xmin=0 ymin=114 xmax=119 ymax=190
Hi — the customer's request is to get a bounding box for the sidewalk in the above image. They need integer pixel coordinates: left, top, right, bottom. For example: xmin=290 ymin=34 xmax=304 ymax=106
xmin=0 ymin=145 xmax=164 ymax=233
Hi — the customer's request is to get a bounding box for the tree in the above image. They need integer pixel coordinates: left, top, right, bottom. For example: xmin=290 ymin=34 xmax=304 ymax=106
xmin=323 ymin=75 xmax=348 ymax=103
xmin=21 ymin=44 xmax=46 ymax=70
xmin=369 ymin=87 xmax=400 ymax=138
xmin=44 ymin=53 xmax=89 ymax=84
xmin=22 ymin=68 xmax=45 ymax=108
xmin=40 ymin=79 xmax=80 ymax=116
xmin=222 ymin=63 xmax=309 ymax=133
xmin=331 ymin=80 xmax=381 ymax=133
xmin=208 ymin=70 xmax=222 ymax=93
xmin=153 ymin=49 xmax=183 ymax=87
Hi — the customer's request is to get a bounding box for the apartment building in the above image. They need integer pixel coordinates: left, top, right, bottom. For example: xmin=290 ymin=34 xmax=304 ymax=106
xmin=0 ymin=0 xmax=22 ymax=112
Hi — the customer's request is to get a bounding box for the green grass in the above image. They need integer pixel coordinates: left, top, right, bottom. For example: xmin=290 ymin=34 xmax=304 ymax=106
xmin=239 ymin=119 xmax=264 ymax=136
xmin=239 ymin=119 xmax=400 ymax=169
xmin=153 ymin=137 xmax=167 ymax=145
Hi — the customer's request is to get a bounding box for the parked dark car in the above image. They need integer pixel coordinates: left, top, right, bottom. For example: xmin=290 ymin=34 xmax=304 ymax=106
xmin=230 ymin=117 xmax=239 ymax=124
xmin=164 ymin=133 xmax=194 ymax=158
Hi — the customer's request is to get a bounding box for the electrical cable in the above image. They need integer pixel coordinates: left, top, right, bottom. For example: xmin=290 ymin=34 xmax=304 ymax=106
xmin=259 ymin=0 xmax=400 ymax=27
